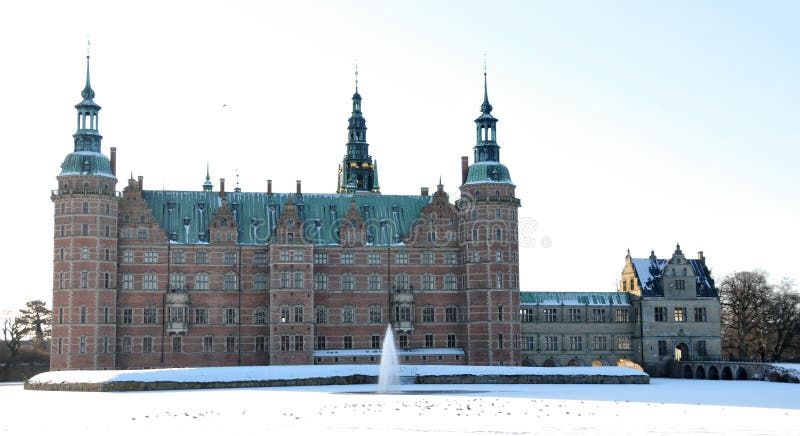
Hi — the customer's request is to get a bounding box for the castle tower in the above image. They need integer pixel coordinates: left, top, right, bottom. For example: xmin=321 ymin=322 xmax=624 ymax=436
xmin=337 ymin=68 xmax=380 ymax=194
xmin=51 ymin=55 xmax=119 ymax=370
xmin=456 ymin=69 xmax=521 ymax=365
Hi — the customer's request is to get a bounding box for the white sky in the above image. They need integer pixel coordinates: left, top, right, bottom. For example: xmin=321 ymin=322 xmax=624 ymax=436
xmin=0 ymin=1 xmax=798 ymax=316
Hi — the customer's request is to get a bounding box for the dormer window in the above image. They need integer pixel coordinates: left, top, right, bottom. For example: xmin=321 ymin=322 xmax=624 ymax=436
xmin=220 ymin=217 xmax=228 ymax=227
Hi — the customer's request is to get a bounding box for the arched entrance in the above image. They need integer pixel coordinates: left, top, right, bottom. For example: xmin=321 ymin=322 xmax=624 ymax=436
xmin=722 ymin=366 xmax=733 ymax=380
xmin=675 ymin=343 xmax=689 ymax=361
xmin=543 ymin=359 xmax=556 ymax=367
xmin=683 ymin=365 xmax=694 ymax=379
xmin=708 ymin=366 xmax=719 ymax=380
xmin=695 ymin=366 xmax=706 ymax=379
xmin=736 ymin=367 xmax=748 ymax=380
xmin=591 ymin=359 xmax=604 ymax=367
xmin=566 ymin=359 xmax=579 ymax=367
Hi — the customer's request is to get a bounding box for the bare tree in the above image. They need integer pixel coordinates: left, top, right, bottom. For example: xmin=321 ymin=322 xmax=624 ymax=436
xmin=720 ymin=271 xmax=772 ymax=360
xmin=764 ymin=278 xmax=800 ymax=362
xmin=2 ymin=317 xmax=25 ymax=367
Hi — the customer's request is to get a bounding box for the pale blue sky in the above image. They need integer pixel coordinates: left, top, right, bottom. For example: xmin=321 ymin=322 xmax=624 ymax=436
xmin=0 ymin=1 xmax=797 ymax=317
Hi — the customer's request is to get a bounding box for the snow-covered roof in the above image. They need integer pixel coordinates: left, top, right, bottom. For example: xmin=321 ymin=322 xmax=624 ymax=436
xmin=520 ymin=292 xmax=631 ymax=306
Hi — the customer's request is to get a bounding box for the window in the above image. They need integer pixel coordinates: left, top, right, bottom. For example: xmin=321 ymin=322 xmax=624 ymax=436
xmin=103 ymin=273 xmax=112 ymax=290
xmin=593 ymin=336 xmax=608 ymax=351
xmin=658 ymin=340 xmax=668 ymax=356
xmin=371 ymin=335 xmax=381 ymax=349
xmin=444 ymin=252 xmax=457 ymax=265
xmin=315 ymin=306 xmax=328 ymax=323
xmin=615 ymin=309 xmax=630 ymax=323
xmin=447 ymin=333 xmax=457 ymax=348
xmin=142 ymin=336 xmax=153 ymax=353
xmin=293 ymin=271 xmax=304 ymax=288
xmin=343 ymin=336 xmax=353 ymax=349
xmin=82 ymin=202 xmax=89 ymax=214
xmin=495 ymin=250 xmax=502 ymax=262
xmin=444 ymin=274 xmax=457 ymax=290
xmin=294 ymin=335 xmax=304 ymax=351
xmin=368 ymin=273 xmax=382 ymax=291
xmin=121 ymin=336 xmax=131 ymax=353
xmin=194 ymin=308 xmax=208 ymax=324
xmin=422 ymin=306 xmax=435 ymax=322
xmin=280 ymin=272 xmax=290 ymax=288
xmin=192 ymin=272 xmax=208 ymax=290
xmin=674 ymin=307 xmax=686 ymax=322
xmin=421 ymin=273 xmax=435 ymax=290
xmin=255 ymin=336 xmax=266 ymax=352
xmin=143 ymin=272 xmax=158 ymax=290
xmin=421 ymin=252 xmax=434 ymax=265
xmin=171 ymin=250 xmax=185 ymax=264
xmin=425 ymin=333 xmax=434 ymax=348
xmin=170 ymin=273 xmax=185 ymax=291
xmin=80 ymin=271 xmax=88 ymax=288
xmin=543 ymin=308 xmax=558 ymax=323
xmin=341 ymin=273 xmax=355 ymax=291
xmin=569 ymin=336 xmax=583 ymax=351
xmin=497 ymin=305 xmax=504 ymax=321
xmin=253 ymin=308 xmax=267 ymax=325
xmin=568 ymin=308 xmax=582 ymax=323
xmin=291 ymin=250 xmax=304 ymax=262
xmin=654 ymin=306 xmax=667 ymax=322
xmin=80 ymin=247 xmax=89 ymax=260
xmin=143 ymin=308 xmax=157 ymax=324
xmin=313 ymin=252 xmax=328 ymax=264
xmin=104 ymin=248 xmax=110 ymax=261
xmin=172 ymin=336 xmax=182 ymax=353
xmin=102 ymin=336 xmax=109 ymax=353
xmin=294 ymin=305 xmax=304 ymax=323
xmin=253 ymin=251 xmax=267 ymax=265
xmin=445 ymin=306 xmax=458 ymax=322
xmin=169 ymin=306 xmax=185 ymax=323
xmin=316 ymin=336 xmax=326 ymax=350
xmin=203 ymin=336 xmax=214 ymax=352
xmin=494 ymin=228 xmax=502 ymax=241
xmin=314 ymin=273 xmax=328 ymax=291
xmin=254 ymin=273 xmax=268 ymax=291
xmin=694 ymin=340 xmax=707 ymax=357
xmin=592 ymin=309 xmax=607 ymax=323
xmin=545 ymin=336 xmax=558 ymax=351
xmin=471 ymin=251 xmax=480 ymax=263
xmin=369 ymin=306 xmax=382 ymax=324
xmin=280 ymin=305 xmax=290 ymax=323
xmin=395 ymin=306 xmax=412 ymax=322
xmin=82 ymin=224 xmax=89 ymax=236
xmin=399 ymin=335 xmax=408 ymax=349
xmin=340 ymin=253 xmax=354 ymax=264
xmin=520 ymin=308 xmax=535 ymax=323
xmin=395 ymin=252 xmax=408 ymax=264
xmin=675 ymin=279 xmax=685 ymax=290
xmin=694 ymin=307 xmax=708 ymax=322
xmin=195 ymin=251 xmax=209 ymax=264
xmin=342 ymin=305 xmax=355 ymax=323
xmin=368 ymin=253 xmax=381 ymax=265
xmin=224 ymin=308 xmax=238 ymax=324
xmin=472 ymin=228 xmax=479 ymax=241
xmin=395 ymin=273 xmax=409 ymax=291
xmin=224 ymin=273 xmax=238 ymax=291
xmin=80 ymin=306 xmax=88 ymax=324
xmin=122 ymin=273 xmax=134 ymax=290
xmin=144 ymin=250 xmax=158 ymax=263
xmin=226 ymin=336 xmax=236 ymax=353
xmin=280 ymin=249 xmax=290 ymax=262
xmin=498 ymin=333 xmax=504 ymax=349
xmin=223 ymin=251 xmax=238 ymax=265
xmin=617 ymin=336 xmax=631 ymax=351
xmin=122 ymin=308 xmax=132 ymax=324
xmin=522 ymin=336 xmax=535 ymax=350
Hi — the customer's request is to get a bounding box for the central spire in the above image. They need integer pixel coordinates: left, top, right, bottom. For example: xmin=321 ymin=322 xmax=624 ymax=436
xmin=337 ymin=65 xmax=379 ymax=194
xmin=73 ymin=54 xmax=103 ymax=153
xmin=474 ymin=62 xmax=499 ymax=163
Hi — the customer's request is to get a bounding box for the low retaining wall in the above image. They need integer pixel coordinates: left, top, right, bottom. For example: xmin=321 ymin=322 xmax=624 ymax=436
xmin=25 ymin=372 xmax=648 ymax=392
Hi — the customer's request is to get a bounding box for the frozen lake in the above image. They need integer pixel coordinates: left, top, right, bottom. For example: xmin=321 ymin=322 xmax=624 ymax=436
xmin=3 ymin=378 xmax=799 ymax=435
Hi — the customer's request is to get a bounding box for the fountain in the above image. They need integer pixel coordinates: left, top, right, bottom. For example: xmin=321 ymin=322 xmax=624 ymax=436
xmin=377 ymin=324 xmax=400 ymax=393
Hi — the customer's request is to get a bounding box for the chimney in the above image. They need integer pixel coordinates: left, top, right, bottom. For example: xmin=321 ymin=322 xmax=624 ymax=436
xmin=137 ymin=175 xmax=143 ymax=190
xmin=267 ymin=179 xmax=272 ymax=195
xmin=110 ymin=147 xmax=117 ymax=176
xmin=697 ymin=251 xmax=705 ymax=264
xmin=296 ymin=180 xmax=302 ymax=196
xmin=461 ymin=156 xmax=469 ymax=185
xmin=220 ymin=178 xmax=225 ymax=197
xmin=421 ymin=187 xmax=429 ymax=196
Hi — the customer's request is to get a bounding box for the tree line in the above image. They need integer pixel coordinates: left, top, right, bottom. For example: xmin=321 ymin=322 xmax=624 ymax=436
xmin=1 ymin=300 xmax=51 ymax=370
xmin=720 ymin=271 xmax=800 ymax=362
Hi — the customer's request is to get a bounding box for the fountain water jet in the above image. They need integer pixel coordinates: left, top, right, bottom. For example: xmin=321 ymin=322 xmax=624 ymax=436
xmin=377 ymin=324 xmax=400 ymax=393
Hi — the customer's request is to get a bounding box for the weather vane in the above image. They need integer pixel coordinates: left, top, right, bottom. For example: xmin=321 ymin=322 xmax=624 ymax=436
xmin=483 ymin=53 xmax=487 ymax=75
xmin=87 ymin=36 xmax=91 ymax=57
xmin=355 ymin=59 xmax=359 ymax=92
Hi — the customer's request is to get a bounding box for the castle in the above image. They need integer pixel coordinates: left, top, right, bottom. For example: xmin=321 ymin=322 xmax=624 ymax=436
xmin=51 ymin=57 xmax=721 ymax=375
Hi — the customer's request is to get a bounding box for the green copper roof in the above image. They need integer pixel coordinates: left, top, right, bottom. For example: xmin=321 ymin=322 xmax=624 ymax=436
xmin=465 ymin=161 xmax=512 ymax=184
xmin=59 ymin=151 xmax=114 ymax=177
xmin=142 ymin=191 xmax=432 ymax=245
xmin=520 ymin=292 xmax=631 ymax=306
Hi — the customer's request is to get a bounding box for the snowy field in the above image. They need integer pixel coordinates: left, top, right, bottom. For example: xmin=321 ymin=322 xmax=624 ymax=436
xmin=3 ymin=378 xmax=799 ymax=435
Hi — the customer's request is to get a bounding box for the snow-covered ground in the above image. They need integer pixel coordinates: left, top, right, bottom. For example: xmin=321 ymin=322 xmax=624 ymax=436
xmin=3 ymin=378 xmax=799 ymax=435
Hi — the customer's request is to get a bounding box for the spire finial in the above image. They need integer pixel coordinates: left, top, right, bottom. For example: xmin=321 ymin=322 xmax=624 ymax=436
xmin=480 ymin=54 xmax=492 ymax=114
xmin=81 ymin=39 xmax=95 ymax=101
xmin=206 ymin=161 xmax=210 ymax=180
xmin=355 ymin=59 xmax=359 ymax=93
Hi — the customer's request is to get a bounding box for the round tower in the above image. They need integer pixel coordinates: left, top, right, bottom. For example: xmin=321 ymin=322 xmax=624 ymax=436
xmin=457 ymin=70 xmax=521 ymax=365
xmin=51 ymin=55 xmax=119 ymax=370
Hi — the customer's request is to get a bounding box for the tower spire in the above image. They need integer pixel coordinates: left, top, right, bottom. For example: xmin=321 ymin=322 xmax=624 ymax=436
xmin=481 ymin=54 xmax=492 ymax=114
xmin=202 ymin=162 xmax=213 ymax=191
xmin=337 ymin=66 xmax=379 ymax=194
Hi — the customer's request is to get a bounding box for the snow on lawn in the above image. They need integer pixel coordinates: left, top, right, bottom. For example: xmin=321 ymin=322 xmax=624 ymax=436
xmin=28 ymin=364 xmax=645 ymax=384
xmin=3 ymin=379 xmax=799 ymax=436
